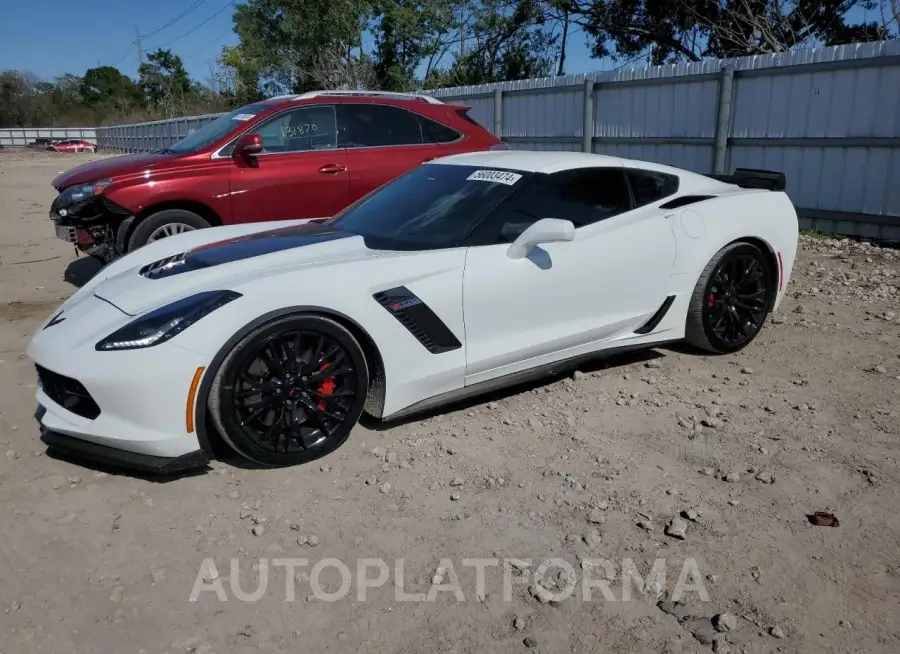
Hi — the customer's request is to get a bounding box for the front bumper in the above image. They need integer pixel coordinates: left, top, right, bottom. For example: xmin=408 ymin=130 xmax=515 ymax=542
xmin=29 ymin=306 xmax=214 ymax=472
xmin=38 ymin=410 xmax=208 ymax=474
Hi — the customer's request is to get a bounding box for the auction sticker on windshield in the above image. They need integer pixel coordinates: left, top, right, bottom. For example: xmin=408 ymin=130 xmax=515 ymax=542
xmin=466 ymin=169 xmax=523 ymax=185
xmin=232 ymin=113 xmax=256 ymax=121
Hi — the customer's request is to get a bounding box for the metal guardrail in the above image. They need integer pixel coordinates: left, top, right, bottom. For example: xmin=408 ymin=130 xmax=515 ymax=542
xmin=0 ymin=127 xmax=97 ymax=147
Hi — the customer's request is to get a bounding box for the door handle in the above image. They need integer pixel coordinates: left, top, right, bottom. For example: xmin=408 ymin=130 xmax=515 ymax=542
xmin=318 ymin=164 xmax=346 ymax=174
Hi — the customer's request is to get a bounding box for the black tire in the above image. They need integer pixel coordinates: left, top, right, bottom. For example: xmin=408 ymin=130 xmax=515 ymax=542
xmin=209 ymin=314 xmax=369 ymax=467
xmin=685 ymin=242 xmax=774 ymax=354
xmin=127 ymin=209 xmax=210 ymax=252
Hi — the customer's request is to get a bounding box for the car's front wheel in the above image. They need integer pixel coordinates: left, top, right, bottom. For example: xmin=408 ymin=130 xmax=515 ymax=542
xmin=685 ymin=242 xmax=774 ymax=354
xmin=209 ymin=315 xmax=369 ymax=466
xmin=127 ymin=209 xmax=211 ymax=252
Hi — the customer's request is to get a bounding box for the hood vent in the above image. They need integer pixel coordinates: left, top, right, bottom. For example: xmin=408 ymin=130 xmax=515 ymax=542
xmin=140 ymin=252 xmax=188 ymax=279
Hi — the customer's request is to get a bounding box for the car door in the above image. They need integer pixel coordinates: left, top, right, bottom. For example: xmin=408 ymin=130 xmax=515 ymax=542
xmin=338 ymin=103 xmax=440 ymax=202
xmin=461 ymin=165 xmax=678 ymax=385
xmin=229 ymin=104 xmax=350 ymax=223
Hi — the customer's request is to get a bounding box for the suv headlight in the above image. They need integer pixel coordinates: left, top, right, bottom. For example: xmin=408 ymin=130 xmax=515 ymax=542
xmin=58 ymin=178 xmax=112 ymax=207
xmin=96 ymin=290 xmax=241 ymax=351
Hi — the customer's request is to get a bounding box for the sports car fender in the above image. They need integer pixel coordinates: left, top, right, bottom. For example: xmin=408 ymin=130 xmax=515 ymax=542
xmin=668 ymin=190 xmax=798 ymax=312
xmin=171 ymin=248 xmax=469 ymax=419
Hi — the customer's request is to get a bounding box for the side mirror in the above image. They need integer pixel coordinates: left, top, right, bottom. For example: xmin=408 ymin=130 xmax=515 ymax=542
xmin=506 ymin=218 xmax=575 ymax=260
xmin=232 ymin=132 xmax=264 ymax=165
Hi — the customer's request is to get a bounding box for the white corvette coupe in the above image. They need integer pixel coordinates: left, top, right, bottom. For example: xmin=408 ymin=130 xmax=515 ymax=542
xmin=28 ymin=151 xmax=798 ymax=472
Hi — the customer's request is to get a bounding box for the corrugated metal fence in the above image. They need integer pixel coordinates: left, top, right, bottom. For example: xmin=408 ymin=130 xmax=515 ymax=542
xmin=428 ymin=40 xmax=900 ymax=240
xmin=0 ymin=127 xmax=97 ymax=147
xmin=40 ymin=39 xmax=900 ymax=239
xmin=97 ymin=114 xmax=226 ymax=153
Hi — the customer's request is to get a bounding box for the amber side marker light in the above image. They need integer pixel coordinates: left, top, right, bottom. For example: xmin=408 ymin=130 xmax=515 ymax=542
xmin=186 ymin=366 xmax=206 ymax=433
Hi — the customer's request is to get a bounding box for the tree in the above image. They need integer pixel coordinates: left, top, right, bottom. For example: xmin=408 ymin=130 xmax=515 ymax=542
xmin=139 ymin=49 xmax=193 ymax=115
xmin=81 ymin=66 xmax=142 ymax=107
xmin=425 ymin=0 xmax=557 ymax=87
xmin=371 ymin=0 xmax=460 ymax=91
xmin=232 ymin=0 xmax=372 ymax=93
xmin=567 ymin=0 xmax=896 ymax=66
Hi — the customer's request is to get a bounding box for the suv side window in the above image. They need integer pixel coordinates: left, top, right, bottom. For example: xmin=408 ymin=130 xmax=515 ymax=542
xmin=419 ymin=116 xmax=461 ymax=144
xmin=469 ymin=167 xmax=634 ymax=245
xmin=627 ymin=169 xmax=679 ymax=207
xmin=339 ymin=104 xmax=424 ymax=147
xmin=253 ymin=105 xmax=338 ymax=153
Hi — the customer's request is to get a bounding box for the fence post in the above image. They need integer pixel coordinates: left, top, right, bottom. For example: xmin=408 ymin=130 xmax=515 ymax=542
xmin=582 ymin=79 xmax=594 ymax=153
xmin=713 ymin=64 xmax=734 ymax=175
xmin=493 ymin=88 xmax=503 ymax=139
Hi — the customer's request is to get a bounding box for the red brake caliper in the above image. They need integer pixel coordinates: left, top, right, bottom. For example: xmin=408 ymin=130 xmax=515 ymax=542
xmin=315 ymin=362 xmax=335 ymax=411
xmin=707 ymin=292 xmax=715 ymax=309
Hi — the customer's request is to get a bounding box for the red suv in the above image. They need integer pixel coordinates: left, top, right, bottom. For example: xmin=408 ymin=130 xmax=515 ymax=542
xmin=49 ymin=91 xmax=506 ymax=262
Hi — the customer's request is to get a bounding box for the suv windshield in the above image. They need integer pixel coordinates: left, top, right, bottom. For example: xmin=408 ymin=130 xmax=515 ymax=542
xmin=328 ymin=164 xmax=531 ymax=250
xmin=165 ymin=102 xmax=271 ymax=154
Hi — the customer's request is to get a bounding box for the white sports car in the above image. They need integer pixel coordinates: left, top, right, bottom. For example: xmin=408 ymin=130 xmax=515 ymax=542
xmin=28 ymin=151 xmax=798 ymax=472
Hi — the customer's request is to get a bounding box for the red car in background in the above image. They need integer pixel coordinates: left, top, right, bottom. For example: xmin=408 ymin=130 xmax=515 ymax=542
xmin=49 ymin=139 xmax=98 ymax=153
xmin=48 ymin=90 xmax=506 ymax=262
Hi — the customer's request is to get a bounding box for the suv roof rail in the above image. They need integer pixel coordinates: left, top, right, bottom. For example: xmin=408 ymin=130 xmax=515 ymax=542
xmin=292 ymin=90 xmax=445 ymax=105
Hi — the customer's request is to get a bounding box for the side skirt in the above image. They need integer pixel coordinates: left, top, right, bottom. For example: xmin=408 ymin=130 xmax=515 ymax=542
xmin=381 ymin=338 xmax=678 ymax=423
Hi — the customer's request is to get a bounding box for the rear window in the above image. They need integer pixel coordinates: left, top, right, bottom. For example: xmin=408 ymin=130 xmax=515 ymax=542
xmin=328 ymin=164 xmax=531 ymax=250
xmin=627 ymin=169 xmax=679 ymax=207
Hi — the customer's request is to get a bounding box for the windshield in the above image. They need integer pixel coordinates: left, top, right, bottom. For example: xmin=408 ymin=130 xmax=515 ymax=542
xmin=327 ymin=164 xmax=531 ymax=250
xmin=165 ymin=102 xmax=271 ymax=154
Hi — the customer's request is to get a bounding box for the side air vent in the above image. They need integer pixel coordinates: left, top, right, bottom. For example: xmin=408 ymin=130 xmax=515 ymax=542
xmin=373 ymin=287 xmax=462 ymax=354
xmin=140 ymin=252 xmax=188 ymax=279
xmin=660 ymin=195 xmax=715 ymax=210
xmin=635 ymin=295 xmax=676 ymax=334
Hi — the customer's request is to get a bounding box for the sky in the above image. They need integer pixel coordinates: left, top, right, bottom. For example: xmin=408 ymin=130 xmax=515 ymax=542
xmin=0 ymin=1 xmax=885 ymax=86
xmin=0 ymin=0 xmax=602 ymax=85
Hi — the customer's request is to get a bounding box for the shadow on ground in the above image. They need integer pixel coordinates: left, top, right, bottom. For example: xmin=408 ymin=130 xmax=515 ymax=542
xmin=64 ymin=256 xmax=103 ymax=288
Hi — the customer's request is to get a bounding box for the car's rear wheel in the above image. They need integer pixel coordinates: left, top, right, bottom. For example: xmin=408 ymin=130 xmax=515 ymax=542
xmin=127 ymin=209 xmax=211 ymax=252
xmin=209 ymin=315 xmax=369 ymax=467
xmin=685 ymin=242 xmax=773 ymax=354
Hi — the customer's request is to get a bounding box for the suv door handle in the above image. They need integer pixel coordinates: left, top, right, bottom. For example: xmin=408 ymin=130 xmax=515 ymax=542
xmin=318 ymin=164 xmax=346 ymax=174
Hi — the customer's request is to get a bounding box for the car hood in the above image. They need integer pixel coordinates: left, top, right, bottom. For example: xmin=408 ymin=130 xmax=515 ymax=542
xmin=52 ymin=152 xmax=179 ymax=189
xmin=91 ymin=222 xmax=392 ymax=316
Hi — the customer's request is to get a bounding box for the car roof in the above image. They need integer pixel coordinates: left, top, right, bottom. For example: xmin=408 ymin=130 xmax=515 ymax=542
xmin=430 ymin=150 xmax=626 ymax=174
xmin=259 ymin=90 xmax=466 ymax=109
xmin=430 ymin=150 xmax=732 ymax=190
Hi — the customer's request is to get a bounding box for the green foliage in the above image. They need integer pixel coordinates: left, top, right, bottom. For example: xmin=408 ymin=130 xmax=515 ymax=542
xmin=1 ymin=0 xmax=895 ymax=127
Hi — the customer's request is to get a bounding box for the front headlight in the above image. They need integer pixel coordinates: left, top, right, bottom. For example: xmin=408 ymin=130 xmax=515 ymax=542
xmin=59 ymin=178 xmax=112 ymax=207
xmin=95 ymin=290 xmax=241 ymax=351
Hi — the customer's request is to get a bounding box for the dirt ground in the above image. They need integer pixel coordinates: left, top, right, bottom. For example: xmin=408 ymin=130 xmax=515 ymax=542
xmin=0 ymin=148 xmax=898 ymax=654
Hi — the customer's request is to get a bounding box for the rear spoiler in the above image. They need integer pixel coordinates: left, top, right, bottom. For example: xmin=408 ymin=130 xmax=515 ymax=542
xmin=708 ymin=168 xmax=786 ymax=191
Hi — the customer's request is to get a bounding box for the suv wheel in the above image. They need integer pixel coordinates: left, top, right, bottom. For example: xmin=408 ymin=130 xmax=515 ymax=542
xmin=128 ymin=209 xmax=211 ymax=252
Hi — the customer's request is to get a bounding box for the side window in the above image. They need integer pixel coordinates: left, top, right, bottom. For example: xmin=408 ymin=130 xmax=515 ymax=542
xmin=627 ymin=169 xmax=679 ymax=207
xmin=419 ymin=115 xmax=462 ymax=143
xmin=253 ymin=105 xmax=338 ymax=153
xmin=339 ymin=104 xmax=424 ymax=147
xmin=469 ymin=167 xmax=633 ymax=245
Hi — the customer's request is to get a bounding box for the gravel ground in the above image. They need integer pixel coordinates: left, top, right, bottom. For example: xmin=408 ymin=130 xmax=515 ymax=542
xmin=0 ymin=149 xmax=898 ymax=654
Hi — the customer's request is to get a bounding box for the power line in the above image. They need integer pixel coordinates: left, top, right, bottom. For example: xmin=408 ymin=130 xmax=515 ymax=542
xmin=141 ymin=0 xmax=206 ymax=39
xmin=181 ymin=27 xmax=235 ymax=62
xmin=151 ymin=1 xmax=235 ymax=49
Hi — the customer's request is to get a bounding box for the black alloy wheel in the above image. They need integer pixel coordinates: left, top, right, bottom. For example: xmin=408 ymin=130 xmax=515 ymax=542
xmin=210 ymin=315 xmax=368 ymax=466
xmin=685 ymin=242 xmax=774 ymax=353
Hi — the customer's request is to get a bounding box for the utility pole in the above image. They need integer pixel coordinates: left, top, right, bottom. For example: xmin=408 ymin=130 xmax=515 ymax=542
xmin=135 ymin=25 xmax=144 ymax=65
xmin=458 ymin=4 xmax=466 ymax=56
